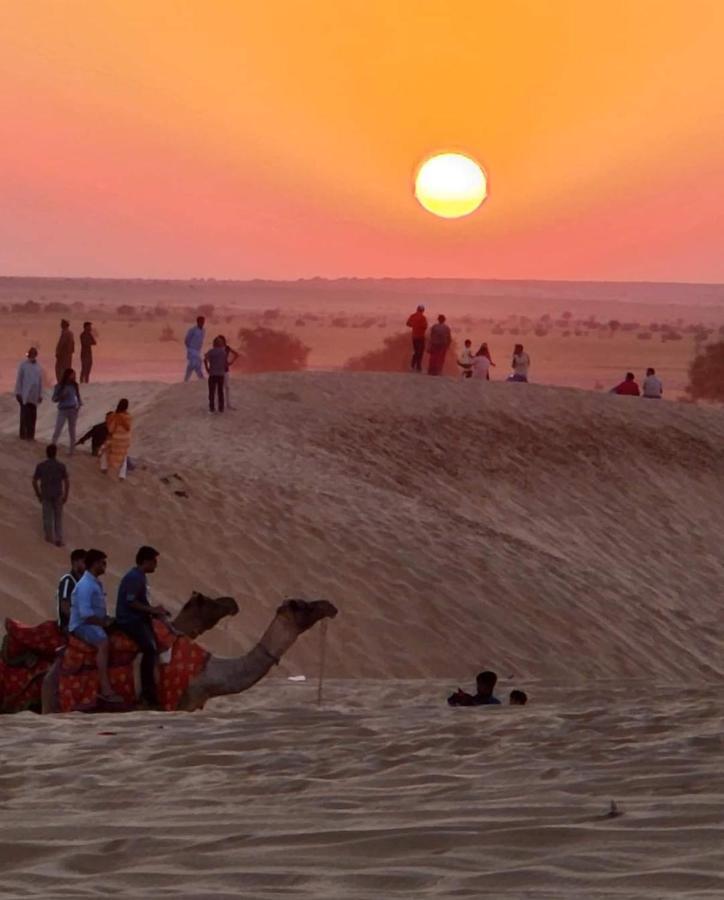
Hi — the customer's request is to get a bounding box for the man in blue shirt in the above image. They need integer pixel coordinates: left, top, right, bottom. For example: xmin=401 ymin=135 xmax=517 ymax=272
xmin=115 ymin=546 xmax=168 ymax=708
xmin=183 ymin=316 xmax=206 ymax=382
xmin=68 ymin=548 xmax=121 ymax=703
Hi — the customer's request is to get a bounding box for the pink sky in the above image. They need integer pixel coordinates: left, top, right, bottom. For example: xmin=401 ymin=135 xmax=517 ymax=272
xmin=0 ymin=1 xmax=722 ymax=282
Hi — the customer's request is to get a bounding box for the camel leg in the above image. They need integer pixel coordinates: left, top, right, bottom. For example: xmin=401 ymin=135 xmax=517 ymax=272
xmin=41 ymin=658 xmax=62 ymax=714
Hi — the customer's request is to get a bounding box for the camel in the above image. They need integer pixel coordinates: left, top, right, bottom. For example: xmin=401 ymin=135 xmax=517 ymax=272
xmin=39 ymin=595 xmax=338 ymax=714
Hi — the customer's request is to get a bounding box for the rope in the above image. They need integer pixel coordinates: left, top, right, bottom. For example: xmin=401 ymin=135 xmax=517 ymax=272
xmin=317 ymin=619 xmax=328 ymax=705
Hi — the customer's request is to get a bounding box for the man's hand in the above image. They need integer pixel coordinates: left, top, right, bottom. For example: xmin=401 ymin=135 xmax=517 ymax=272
xmin=16 ymin=394 xmax=22 ymax=404
xmin=151 ymin=604 xmax=169 ymax=617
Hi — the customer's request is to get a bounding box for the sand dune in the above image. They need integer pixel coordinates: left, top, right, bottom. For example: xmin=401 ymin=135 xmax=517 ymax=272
xmin=1 ymin=372 xmax=723 ymax=678
xmin=1 ymin=683 xmax=723 ymax=898
xmin=2 ymin=373 xmax=723 ymax=898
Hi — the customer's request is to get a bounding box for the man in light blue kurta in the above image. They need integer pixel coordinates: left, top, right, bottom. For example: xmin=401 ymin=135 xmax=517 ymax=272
xmin=184 ymin=316 xmax=206 ymax=381
xmin=69 ymin=549 xmax=121 ymax=702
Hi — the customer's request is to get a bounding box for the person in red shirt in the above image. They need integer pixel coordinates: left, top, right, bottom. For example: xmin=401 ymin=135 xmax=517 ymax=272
xmin=406 ymin=304 xmax=428 ymax=372
xmin=611 ymin=372 xmax=641 ymax=396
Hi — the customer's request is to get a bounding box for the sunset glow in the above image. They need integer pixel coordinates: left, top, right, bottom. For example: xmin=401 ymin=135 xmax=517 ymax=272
xmin=415 ymin=154 xmax=487 ymax=219
xmin=0 ymin=1 xmax=723 ymax=280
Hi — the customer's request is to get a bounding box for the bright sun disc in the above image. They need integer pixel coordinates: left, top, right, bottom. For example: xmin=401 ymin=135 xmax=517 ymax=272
xmin=414 ymin=153 xmax=487 ymax=219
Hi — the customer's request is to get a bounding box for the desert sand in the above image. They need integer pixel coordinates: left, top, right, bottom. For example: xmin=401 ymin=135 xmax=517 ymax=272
xmin=1 ymin=372 xmax=723 ymax=897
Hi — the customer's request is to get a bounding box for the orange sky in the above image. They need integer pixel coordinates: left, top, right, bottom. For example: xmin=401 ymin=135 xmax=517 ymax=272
xmin=0 ymin=0 xmax=722 ymax=281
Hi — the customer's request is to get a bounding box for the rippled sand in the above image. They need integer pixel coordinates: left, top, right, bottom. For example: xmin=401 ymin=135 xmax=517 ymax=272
xmin=2 ymin=681 xmax=723 ymax=899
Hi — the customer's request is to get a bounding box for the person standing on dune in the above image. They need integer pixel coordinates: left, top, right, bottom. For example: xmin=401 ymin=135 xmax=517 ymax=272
xmin=204 ymin=336 xmax=227 ymax=413
xmin=508 ymin=344 xmax=530 ymax=382
xmin=51 ymin=368 xmax=82 ymax=453
xmin=100 ymin=399 xmax=132 ymax=480
xmin=79 ymin=321 xmax=96 ymax=384
xmin=217 ymin=334 xmax=239 ymax=410
xmin=55 ymin=319 xmax=75 ymax=383
xmin=427 ymin=314 xmax=451 ymax=376
xmin=32 ymin=443 xmax=69 ymax=546
xmin=406 ymin=304 xmax=428 ymax=372
xmin=184 ymin=316 xmax=206 ymax=382
xmin=15 ymin=346 xmax=44 ymax=440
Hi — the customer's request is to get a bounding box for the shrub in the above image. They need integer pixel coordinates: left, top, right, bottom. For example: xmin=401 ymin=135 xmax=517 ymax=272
xmin=534 ymin=326 xmax=548 ymax=337
xmin=159 ymin=325 xmax=176 ymax=342
xmin=197 ymin=304 xmax=215 ymax=320
xmin=236 ymin=326 xmax=310 ymax=373
xmin=637 ymin=332 xmax=652 ymax=340
xmin=261 ymin=307 xmax=280 ymax=321
xmin=344 ymin=331 xmax=459 ymax=376
xmin=44 ymin=302 xmax=71 ymax=314
xmin=686 ymin=341 xmax=724 ymax=401
xmin=117 ymin=304 xmax=136 ymax=317
xmin=331 ymin=317 xmax=349 ymax=328
xmin=12 ymin=301 xmax=41 ymax=314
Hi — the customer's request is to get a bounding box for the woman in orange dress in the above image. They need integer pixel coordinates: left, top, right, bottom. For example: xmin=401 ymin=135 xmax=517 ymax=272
xmin=101 ymin=398 xmax=132 ymax=480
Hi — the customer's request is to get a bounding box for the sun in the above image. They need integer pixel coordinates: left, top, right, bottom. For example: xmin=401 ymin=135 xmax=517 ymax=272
xmin=414 ymin=153 xmax=487 ymax=219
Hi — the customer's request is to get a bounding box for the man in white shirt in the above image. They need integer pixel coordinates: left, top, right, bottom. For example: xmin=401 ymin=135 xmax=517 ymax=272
xmin=15 ymin=347 xmax=44 ymax=440
xmin=457 ymin=340 xmax=474 ymax=379
xmin=184 ymin=316 xmax=206 ymax=382
xmin=642 ymin=367 xmax=663 ymax=399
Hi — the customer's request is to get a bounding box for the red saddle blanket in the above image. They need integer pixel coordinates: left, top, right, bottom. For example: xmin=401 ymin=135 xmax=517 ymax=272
xmin=0 ymin=618 xmax=210 ymax=713
xmin=57 ymin=619 xmax=209 ymax=712
xmin=0 ymin=619 xmax=64 ymax=713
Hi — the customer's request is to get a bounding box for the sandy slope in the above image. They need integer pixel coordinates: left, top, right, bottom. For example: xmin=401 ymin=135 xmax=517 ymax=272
xmin=0 ymin=372 xmax=723 ymax=680
xmin=1 ymin=373 xmax=723 ymax=898
xmin=1 ymin=683 xmax=723 ymax=899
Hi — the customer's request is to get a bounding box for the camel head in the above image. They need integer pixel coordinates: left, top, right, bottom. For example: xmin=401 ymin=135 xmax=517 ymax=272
xmin=276 ymin=598 xmax=338 ymax=635
xmin=172 ymin=591 xmax=239 ymax=639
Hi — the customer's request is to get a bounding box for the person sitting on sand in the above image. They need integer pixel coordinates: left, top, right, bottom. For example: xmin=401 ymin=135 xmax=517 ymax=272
xmin=115 ymin=546 xmax=168 ymax=709
xmin=642 ymin=367 xmax=663 ymax=399
xmin=457 ymin=339 xmax=474 ymax=379
xmin=68 ymin=548 xmax=122 ymax=703
xmin=611 ymin=372 xmax=640 ymax=396
xmin=447 ymin=670 xmax=501 ymax=706
xmin=57 ymin=548 xmax=86 ymax=634
xmin=509 ymin=690 xmax=527 ymax=705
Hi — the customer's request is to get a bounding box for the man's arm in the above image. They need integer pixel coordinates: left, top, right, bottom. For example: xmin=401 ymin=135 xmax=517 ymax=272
xmin=62 ymin=472 xmax=70 ymax=505
xmin=32 ymin=475 xmax=42 ymax=503
xmin=203 ymin=352 xmax=211 ymax=374
xmin=227 ymin=348 xmax=239 ymax=366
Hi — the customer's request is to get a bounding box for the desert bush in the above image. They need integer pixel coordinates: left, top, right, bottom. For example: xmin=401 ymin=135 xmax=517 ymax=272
xmin=331 ymin=317 xmax=349 ymax=328
xmin=197 ymin=304 xmax=215 ymax=319
xmin=686 ymin=341 xmax=724 ymax=401
xmin=159 ymin=325 xmax=176 ymax=342
xmin=117 ymin=304 xmax=136 ymax=317
xmin=261 ymin=307 xmax=281 ymax=321
xmin=44 ymin=302 xmax=71 ymax=314
xmin=661 ymin=330 xmax=683 ymax=342
xmin=344 ymin=331 xmax=459 ymax=376
xmin=295 ymin=318 xmax=306 ymax=327
xmin=12 ymin=300 xmax=41 ymax=314
xmin=534 ymin=326 xmax=548 ymax=337
xmin=236 ymin=326 xmax=310 ymax=373
xmin=637 ymin=332 xmax=652 ymax=340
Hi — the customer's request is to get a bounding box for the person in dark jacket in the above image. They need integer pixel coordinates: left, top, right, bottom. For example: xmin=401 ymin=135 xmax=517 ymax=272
xmin=447 ymin=670 xmax=501 ymax=706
